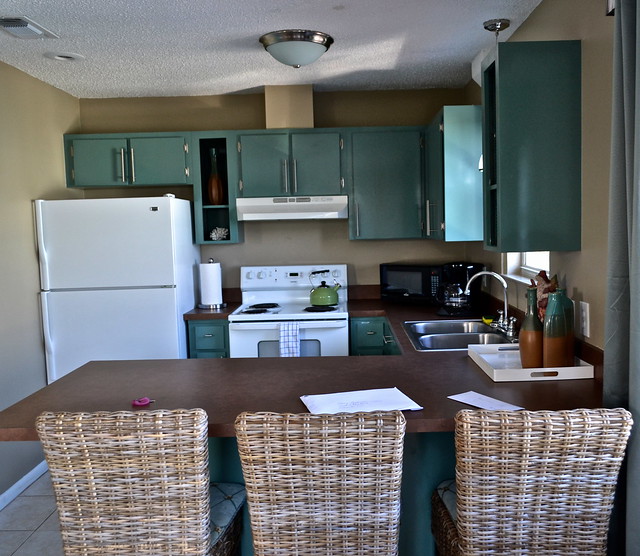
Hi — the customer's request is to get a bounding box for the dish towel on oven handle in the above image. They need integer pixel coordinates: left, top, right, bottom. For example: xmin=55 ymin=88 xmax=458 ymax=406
xmin=279 ymin=321 xmax=300 ymax=357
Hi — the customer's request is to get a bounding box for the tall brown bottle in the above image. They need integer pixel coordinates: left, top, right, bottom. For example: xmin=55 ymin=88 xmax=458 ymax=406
xmin=207 ymin=148 xmax=224 ymax=205
xmin=519 ymin=287 xmax=543 ymax=368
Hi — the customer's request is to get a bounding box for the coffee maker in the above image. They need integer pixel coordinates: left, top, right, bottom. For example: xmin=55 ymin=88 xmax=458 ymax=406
xmin=437 ymin=262 xmax=484 ymax=316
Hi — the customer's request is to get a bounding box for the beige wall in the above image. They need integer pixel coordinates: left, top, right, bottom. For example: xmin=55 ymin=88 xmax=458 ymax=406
xmin=0 ymin=61 xmax=81 ymax=493
xmin=467 ymin=0 xmax=614 ymax=348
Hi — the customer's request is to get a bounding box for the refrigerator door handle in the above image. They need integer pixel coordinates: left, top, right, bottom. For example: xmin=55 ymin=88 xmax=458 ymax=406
xmin=34 ymin=200 xmax=50 ymax=291
xmin=40 ymin=292 xmax=56 ymax=383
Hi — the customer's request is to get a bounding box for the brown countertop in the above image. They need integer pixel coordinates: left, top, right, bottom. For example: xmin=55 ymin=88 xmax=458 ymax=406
xmin=0 ymin=299 xmax=602 ymax=441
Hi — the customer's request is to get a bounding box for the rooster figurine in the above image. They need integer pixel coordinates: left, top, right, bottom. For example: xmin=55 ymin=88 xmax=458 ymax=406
xmin=530 ymin=270 xmax=558 ymax=322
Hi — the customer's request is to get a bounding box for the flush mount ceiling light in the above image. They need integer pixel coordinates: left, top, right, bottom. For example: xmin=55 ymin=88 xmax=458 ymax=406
xmin=259 ymin=30 xmax=334 ymax=68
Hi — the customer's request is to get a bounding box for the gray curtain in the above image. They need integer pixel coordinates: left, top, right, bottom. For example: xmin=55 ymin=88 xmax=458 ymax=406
xmin=604 ymin=0 xmax=640 ymax=553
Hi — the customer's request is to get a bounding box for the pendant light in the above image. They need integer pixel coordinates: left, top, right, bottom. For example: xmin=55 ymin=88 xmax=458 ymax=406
xmin=259 ymin=30 xmax=334 ymax=68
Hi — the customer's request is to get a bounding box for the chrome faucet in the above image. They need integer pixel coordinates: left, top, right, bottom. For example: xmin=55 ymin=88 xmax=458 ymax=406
xmin=464 ymin=271 xmax=516 ymax=339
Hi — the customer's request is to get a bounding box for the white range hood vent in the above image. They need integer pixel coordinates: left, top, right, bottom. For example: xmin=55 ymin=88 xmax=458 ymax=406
xmin=237 ymin=195 xmax=348 ymax=221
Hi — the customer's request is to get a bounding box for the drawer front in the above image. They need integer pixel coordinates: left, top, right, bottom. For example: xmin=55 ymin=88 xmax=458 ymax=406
xmin=353 ymin=319 xmax=385 ymax=348
xmin=193 ymin=323 xmax=227 ymax=351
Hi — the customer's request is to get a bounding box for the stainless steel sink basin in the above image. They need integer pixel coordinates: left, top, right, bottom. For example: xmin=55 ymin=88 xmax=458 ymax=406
xmin=403 ymin=320 xmax=512 ymax=352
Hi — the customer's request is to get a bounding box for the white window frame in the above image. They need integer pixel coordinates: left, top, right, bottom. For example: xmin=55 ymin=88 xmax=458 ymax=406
xmin=503 ymin=251 xmax=550 ymax=283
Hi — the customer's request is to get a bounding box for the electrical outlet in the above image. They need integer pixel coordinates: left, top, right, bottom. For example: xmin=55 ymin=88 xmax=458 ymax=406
xmin=580 ymin=301 xmax=590 ymax=338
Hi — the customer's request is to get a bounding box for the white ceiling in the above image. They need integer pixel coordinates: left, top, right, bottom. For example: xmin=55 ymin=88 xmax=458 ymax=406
xmin=0 ymin=0 xmax=543 ymax=99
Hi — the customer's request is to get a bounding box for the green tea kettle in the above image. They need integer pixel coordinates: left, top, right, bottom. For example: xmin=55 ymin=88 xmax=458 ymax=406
xmin=310 ymin=280 xmax=341 ymax=306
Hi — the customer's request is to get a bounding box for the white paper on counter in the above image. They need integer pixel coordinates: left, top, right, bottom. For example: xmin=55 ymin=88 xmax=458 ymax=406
xmin=447 ymin=391 xmax=524 ymax=411
xmin=301 ymin=387 xmax=423 ymax=414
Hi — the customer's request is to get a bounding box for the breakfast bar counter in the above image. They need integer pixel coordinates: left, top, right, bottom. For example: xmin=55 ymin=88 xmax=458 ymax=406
xmin=0 ymin=299 xmax=603 ymax=440
xmin=0 ymin=301 xmax=604 ymax=556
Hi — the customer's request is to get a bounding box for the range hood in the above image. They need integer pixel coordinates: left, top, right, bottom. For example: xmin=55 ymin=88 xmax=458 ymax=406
xmin=236 ymin=195 xmax=348 ymax=221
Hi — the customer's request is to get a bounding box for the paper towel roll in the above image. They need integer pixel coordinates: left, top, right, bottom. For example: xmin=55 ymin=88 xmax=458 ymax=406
xmin=199 ymin=262 xmax=224 ymax=308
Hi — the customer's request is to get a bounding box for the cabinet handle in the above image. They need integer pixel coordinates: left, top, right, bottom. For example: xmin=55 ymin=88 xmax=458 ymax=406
xmin=203 ymin=333 xmax=214 ymax=337
xmin=130 ymin=147 xmax=136 ymax=183
xmin=340 ymin=177 xmax=345 ymax=189
xmin=119 ymin=148 xmax=126 ymax=183
xmin=426 ymin=200 xmax=431 ymax=236
xmin=383 ymin=335 xmax=394 ymax=344
xmin=282 ymin=159 xmax=289 ymax=193
xmin=366 ymin=330 xmax=377 ymax=335
xmin=292 ymin=159 xmax=298 ymax=193
xmin=355 ymin=202 xmax=361 ymax=237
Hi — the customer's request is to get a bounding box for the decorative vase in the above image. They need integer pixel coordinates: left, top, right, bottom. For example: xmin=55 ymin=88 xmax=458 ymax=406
xmin=556 ymin=288 xmax=575 ymax=366
xmin=543 ymin=291 xmax=574 ymax=367
xmin=519 ymin=286 xmax=543 ymax=368
xmin=207 ymin=148 xmax=224 ymax=205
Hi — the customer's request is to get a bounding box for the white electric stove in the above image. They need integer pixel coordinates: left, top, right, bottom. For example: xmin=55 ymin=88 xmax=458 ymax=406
xmin=228 ymin=264 xmax=349 ymax=358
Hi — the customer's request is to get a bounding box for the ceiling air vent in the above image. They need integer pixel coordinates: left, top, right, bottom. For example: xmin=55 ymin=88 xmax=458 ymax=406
xmin=0 ymin=16 xmax=59 ymax=39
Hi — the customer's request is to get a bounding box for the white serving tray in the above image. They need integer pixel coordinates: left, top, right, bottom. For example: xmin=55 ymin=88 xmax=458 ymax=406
xmin=467 ymin=344 xmax=594 ymax=382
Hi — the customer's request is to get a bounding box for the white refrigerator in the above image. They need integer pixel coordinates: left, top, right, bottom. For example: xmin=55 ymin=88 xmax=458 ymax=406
xmin=35 ymin=197 xmax=200 ymax=383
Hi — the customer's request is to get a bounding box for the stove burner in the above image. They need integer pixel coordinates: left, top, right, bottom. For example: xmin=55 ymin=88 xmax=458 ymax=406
xmin=249 ymin=303 xmax=280 ymax=309
xmin=304 ymin=306 xmax=337 ymax=312
xmin=241 ymin=308 xmax=269 ymax=314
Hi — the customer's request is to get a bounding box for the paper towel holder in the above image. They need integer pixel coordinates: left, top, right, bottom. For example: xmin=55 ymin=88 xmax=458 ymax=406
xmin=198 ymin=258 xmax=227 ymax=310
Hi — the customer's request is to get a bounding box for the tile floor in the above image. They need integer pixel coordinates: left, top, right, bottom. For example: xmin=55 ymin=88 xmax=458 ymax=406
xmin=0 ymin=472 xmax=63 ymax=556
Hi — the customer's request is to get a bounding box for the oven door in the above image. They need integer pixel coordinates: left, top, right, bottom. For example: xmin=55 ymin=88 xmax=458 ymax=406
xmin=228 ymin=320 xmax=349 ymax=358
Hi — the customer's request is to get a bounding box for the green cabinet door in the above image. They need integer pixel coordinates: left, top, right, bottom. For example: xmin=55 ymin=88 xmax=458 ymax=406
xmin=350 ymin=317 xmax=400 ymax=356
xmin=425 ymin=106 xmax=483 ymax=242
xmin=291 ymin=132 xmax=343 ymax=195
xmin=66 ymin=134 xmax=190 ymax=187
xmin=238 ymin=133 xmax=290 ymax=197
xmin=70 ymin=138 xmax=129 ymax=186
xmin=350 ymin=129 xmax=423 ymax=239
xmin=187 ymin=320 xmax=229 ymax=358
xmin=482 ymin=41 xmax=581 ymax=252
xmin=129 ymin=137 xmax=190 ymax=185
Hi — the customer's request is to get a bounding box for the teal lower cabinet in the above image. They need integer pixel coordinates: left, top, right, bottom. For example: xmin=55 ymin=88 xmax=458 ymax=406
xmin=350 ymin=317 xmax=401 ymax=355
xmin=209 ymin=432 xmax=455 ymax=556
xmin=187 ymin=320 xmax=229 ymax=358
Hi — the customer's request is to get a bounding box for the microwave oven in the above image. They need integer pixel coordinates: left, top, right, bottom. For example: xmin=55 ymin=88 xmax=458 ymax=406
xmin=380 ymin=262 xmax=443 ymax=304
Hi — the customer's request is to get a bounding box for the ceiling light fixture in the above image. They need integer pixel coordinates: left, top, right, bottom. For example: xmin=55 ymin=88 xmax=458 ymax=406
xmin=483 ymin=18 xmax=510 ymax=42
xmin=259 ymin=29 xmax=334 ymax=68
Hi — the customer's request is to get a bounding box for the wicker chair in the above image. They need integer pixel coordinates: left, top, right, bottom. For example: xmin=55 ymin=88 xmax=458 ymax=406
xmin=431 ymin=408 xmax=633 ymax=556
xmin=235 ymin=410 xmax=406 ymax=556
xmin=36 ymin=408 xmax=246 ymax=556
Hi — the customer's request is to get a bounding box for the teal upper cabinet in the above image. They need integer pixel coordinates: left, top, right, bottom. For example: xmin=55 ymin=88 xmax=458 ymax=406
xmin=348 ymin=128 xmax=423 ymax=239
xmin=237 ymin=130 xmax=343 ymax=197
xmin=191 ymin=132 xmax=242 ymax=244
xmin=291 ymin=132 xmax=342 ymax=195
xmin=65 ymin=134 xmax=191 ymax=187
xmin=425 ymin=106 xmax=483 ymax=242
xmin=482 ymin=41 xmax=581 ymax=252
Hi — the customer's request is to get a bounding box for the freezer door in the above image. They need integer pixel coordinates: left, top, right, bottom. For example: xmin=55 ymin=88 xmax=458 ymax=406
xmin=41 ymin=288 xmax=185 ymax=383
xmin=35 ymin=197 xmax=190 ymax=290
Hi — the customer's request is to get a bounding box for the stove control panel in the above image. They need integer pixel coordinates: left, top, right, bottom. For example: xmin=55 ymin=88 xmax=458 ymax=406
xmin=240 ymin=265 xmax=348 ymax=290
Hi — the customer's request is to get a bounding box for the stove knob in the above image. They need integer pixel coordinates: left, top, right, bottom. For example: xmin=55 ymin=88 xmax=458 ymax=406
xmin=332 ymin=269 xmax=341 ymax=278
xmin=245 ymin=271 xmax=254 ymax=280
xmin=257 ymin=271 xmax=266 ymax=279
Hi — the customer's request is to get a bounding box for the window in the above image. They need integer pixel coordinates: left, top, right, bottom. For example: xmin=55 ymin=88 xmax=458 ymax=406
xmin=504 ymin=251 xmax=549 ymax=282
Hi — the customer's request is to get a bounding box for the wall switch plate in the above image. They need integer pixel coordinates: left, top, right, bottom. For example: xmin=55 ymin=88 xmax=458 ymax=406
xmin=580 ymin=301 xmax=590 ymax=338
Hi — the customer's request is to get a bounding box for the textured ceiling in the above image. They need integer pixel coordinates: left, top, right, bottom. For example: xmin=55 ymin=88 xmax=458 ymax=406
xmin=0 ymin=0 xmax=543 ymax=99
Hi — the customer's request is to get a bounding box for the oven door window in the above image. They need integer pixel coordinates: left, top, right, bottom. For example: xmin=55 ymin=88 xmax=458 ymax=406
xmin=257 ymin=339 xmax=321 ymax=357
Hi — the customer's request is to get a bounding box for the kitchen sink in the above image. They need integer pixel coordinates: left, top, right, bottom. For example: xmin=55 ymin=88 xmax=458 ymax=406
xmin=403 ymin=320 xmax=513 ymax=352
